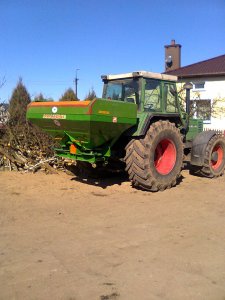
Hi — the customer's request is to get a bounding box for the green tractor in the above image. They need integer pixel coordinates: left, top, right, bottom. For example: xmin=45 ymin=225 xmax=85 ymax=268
xmin=27 ymin=71 xmax=225 ymax=191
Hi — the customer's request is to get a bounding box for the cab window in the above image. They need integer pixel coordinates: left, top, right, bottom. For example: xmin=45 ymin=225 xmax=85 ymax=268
xmin=102 ymin=79 xmax=140 ymax=105
xmin=164 ymin=83 xmax=178 ymax=113
xmin=144 ymin=79 xmax=161 ymax=111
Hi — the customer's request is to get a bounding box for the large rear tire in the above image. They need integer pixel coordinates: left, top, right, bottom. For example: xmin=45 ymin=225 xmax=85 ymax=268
xmin=194 ymin=135 xmax=225 ymax=178
xmin=125 ymin=120 xmax=184 ymax=191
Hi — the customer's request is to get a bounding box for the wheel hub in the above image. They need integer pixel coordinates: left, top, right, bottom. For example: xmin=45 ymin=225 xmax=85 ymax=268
xmin=211 ymin=144 xmax=224 ymax=170
xmin=154 ymin=139 xmax=176 ymax=175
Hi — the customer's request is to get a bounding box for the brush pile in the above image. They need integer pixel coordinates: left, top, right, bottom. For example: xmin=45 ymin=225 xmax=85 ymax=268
xmin=0 ymin=123 xmax=66 ymax=174
xmin=0 ymin=80 xmax=72 ymax=174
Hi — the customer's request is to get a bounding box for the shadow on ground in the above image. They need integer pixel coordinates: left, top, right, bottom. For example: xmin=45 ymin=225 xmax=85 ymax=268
xmin=70 ymin=172 xmax=129 ymax=189
xmin=68 ymin=165 xmax=188 ymax=191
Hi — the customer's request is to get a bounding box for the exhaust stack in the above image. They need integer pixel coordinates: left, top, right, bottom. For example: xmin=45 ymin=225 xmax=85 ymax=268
xmin=183 ymin=82 xmax=193 ymax=116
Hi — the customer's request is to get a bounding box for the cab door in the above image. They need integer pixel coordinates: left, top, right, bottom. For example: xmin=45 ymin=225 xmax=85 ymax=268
xmin=164 ymin=83 xmax=178 ymax=113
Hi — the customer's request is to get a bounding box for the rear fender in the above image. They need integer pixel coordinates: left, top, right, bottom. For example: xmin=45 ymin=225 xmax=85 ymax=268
xmin=191 ymin=131 xmax=217 ymax=166
xmin=134 ymin=113 xmax=182 ymax=136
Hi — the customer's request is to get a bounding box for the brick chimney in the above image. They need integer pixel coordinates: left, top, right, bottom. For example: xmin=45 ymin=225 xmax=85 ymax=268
xmin=165 ymin=39 xmax=181 ymax=72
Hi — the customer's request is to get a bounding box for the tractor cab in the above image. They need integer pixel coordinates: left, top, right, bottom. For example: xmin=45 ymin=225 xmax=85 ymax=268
xmin=101 ymin=71 xmax=179 ymax=114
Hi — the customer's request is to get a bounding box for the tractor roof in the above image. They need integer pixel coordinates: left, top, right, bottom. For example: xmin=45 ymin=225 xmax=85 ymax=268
xmin=101 ymin=71 xmax=177 ymax=82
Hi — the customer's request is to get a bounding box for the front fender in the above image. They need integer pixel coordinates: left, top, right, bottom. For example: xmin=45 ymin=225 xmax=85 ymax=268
xmin=191 ymin=131 xmax=217 ymax=166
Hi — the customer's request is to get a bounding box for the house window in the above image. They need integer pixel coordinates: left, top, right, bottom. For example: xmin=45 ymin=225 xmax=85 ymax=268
xmin=193 ymin=82 xmax=205 ymax=90
xmin=190 ymin=99 xmax=211 ymax=123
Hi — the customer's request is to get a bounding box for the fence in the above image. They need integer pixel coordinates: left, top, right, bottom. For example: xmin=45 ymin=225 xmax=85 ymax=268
xmin=203 ymin=128 xmax=225 ymax=136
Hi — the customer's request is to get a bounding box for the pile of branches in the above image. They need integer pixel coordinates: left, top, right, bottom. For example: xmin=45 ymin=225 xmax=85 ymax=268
xmin=0 ymin=122 xmax=66 ymax=174
xmin=0 ymin=80 xmax=72 ymax=174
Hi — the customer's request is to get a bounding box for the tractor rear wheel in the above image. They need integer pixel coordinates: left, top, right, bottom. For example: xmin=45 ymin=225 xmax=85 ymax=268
xmin=125 ymin=120 xmax=184 ymax=191
xmin=196 ymin=135 xmax=225 ymax=178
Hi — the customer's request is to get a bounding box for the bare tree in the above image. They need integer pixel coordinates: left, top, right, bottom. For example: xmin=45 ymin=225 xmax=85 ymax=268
xmin=177 ymin=85 xmax=225 ymax=121
xmin=59 ymin=88 xmax=78 ymax=101
xmin=84 ymin=87 xmax=97 ymax=100
xmin=211 ymin=97 xmax=225 ymax=118
xmin=0 ymin=76 xmax=6 ymax=89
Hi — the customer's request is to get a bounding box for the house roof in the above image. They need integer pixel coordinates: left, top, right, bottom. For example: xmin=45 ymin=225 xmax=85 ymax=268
xmin=164 ymin=54 xmax=225 ymax=79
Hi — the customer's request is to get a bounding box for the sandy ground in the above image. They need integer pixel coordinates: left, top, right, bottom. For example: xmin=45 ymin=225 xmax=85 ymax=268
xmin=0 ymin=169 xmax=225 ymax=300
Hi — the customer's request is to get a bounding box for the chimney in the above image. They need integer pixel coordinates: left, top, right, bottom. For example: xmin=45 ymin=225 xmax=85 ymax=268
xmin=165 ymin=39 xmax=181 ymax=72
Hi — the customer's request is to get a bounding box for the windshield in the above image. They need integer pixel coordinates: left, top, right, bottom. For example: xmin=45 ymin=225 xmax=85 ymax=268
xmin=102 ymin=79 xmax=140 ymax=105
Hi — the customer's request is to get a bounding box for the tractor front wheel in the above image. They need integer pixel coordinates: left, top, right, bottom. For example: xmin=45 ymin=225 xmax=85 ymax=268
xmin=125 ymin=120 xmax=184 ymax=191
xmin=196 ymin=135 xmax=225 ymax=178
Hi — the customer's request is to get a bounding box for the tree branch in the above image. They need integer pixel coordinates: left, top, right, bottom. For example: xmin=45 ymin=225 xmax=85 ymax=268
xmin=0 ymin=76 xmax=6 ymax=89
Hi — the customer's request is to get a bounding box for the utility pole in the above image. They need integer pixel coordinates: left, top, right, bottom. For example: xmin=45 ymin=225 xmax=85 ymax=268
xmin=74 ymin=68 xmax=80 ymax=99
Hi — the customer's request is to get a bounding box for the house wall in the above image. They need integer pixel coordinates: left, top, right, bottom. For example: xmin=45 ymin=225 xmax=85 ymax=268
xmin=177 ymin=77 xmax=225 ymax=130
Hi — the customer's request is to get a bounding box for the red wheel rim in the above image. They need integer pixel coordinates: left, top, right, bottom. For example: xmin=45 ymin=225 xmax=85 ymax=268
xmin=211 ymin=144 xmax=224 ymax=170
xmin=154 ymin=139 xmax=176 ymax=175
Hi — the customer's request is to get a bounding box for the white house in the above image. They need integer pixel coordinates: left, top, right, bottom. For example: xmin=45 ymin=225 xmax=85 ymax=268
xmin=164 ymin=40 xmax=225 ymax=130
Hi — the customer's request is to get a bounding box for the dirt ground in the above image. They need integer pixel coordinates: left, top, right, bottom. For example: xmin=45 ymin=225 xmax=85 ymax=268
xmin=0 ymin=169 xmax=225 ymax=300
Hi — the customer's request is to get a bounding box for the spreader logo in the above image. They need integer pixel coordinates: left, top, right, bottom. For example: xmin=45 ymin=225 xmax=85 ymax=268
xmin=52 ymin=106 xmax=58 ymax=113
xmin=43 ymin=114 xmax=66 ymax=119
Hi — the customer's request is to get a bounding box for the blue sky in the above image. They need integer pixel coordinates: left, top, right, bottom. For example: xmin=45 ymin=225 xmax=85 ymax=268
xmin=0 ymin=0 xmax=224 ymax=102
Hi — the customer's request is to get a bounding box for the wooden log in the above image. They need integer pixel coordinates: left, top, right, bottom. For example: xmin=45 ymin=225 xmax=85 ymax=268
xmin=0 ymin=146 xmax=23 ymax=164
